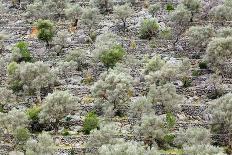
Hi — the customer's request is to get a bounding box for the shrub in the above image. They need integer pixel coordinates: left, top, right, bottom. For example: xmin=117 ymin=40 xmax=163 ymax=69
xmin=166 ymin=3 xmax=175 ymax=11
xmin=11 ymin=41 xmax=32 ymax=63
xmin=216 ymin=27 xmax=232 ymax=38
xmin=206 ymin=37 xmax=232 ymax=72
xmin=62 ymin=128 xmax=70 ymax=136
xmin=91 ymin=66 xmax=133 ymax=116
xmin=192 ymin=70 xmax=200 ymax=76
xmin=174 ymin=127 xmax=211 ymax=147
xmin=14 ymin=127 xmax=30 ymax=147
xmin=183 ymin=144 xmax=226 ymax=155
xmin=39 ymin=91 xmax=78 ymax=133
xmin=90 ymin=0 xmax=113 ymax=14
xmin=113 ymin=4 xmax=134 ymax=29
xmin=26 ymin=132 xmax=57 ymax=154
xmin=27 ymin=106 xmax=41 ymax=121
xmin=147 ymin=83 xmax=183 ymax=113
xmin=187 ymin=25 xmax=215 ymax=52
xmin=199 ymin=61 xmax=208 ymax=69
xmin=80 ymin=8 xmax=100 ymax=41
xmin=83 ymin=112 xmax=99 ymax=135
xmin=139 ymin=19 xmax=159 ymax=40
xmin=99 ymin=45 xmax=125 ymax=68
xmin=148 ymin=3 xmax=161 ymax=17
xmin=64 ymin=4 xmax=82 ymax=26
xmin=35 ymin=19 xmax=55 ymax=47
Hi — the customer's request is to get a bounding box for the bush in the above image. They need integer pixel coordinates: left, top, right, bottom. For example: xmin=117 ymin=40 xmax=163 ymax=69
xmin=199 ymin=62 xmax=208 ymax=69
xmin=83 ymin=112 xmax=99 ymax=135
xmin=62 ymin=128 xmax=70 ymax=136
xmin=27 ymin=106 xmax=41 ymax=121
xmin=192 ymin=70 xmax=200 ymax=76
xmin=35 ymin=19 xmax=55 ymax=47
xmin=166 ymin=3 xmax=175 ymax=11
xmin=99 ymin=45 xmax=125 ymax=68
xmin=14 ymin=127 xmax=30 ymax=145
xmin=139 ymin=19 xmax=159 ymax=40
xmin=11 ymin=41 xmax=32 ymax=63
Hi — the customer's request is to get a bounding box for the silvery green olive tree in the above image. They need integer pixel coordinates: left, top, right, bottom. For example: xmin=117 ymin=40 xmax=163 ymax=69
xmin=7 ymin=61 xmax=58 ymax=102
xmin=39 ymin=91 xmax=78 ymax=133
xmin=91 ymin=66 xmax=133 ymax=116
xmin=90 ymin=0 xmax=113 ymax=14
xmin=148 ymin=3 xmax=161 ymax=18
xmin=80 ymin=7 xmax=101 ymax=42
xmin=147 ymin=83 xmax=183 ymax=113
xmin=206 ymin=37 xmax=232 ymax=73
xmin=186 ymin=25 xmax=215 ymax=53
xmin=113 ymin=3 xmax=134 ymax=30
xmin=25 ymin=132 xmax=57 ymax=155
xmin=64 ymin=4 xmax=82 ymax=27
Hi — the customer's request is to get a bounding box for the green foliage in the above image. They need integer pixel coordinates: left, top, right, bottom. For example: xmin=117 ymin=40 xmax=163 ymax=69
xmin=99 ymin=45 xmax=125 ymax=68
xmin=199 ymin=61 xmax=208 ymax=69
xmin=35 ymin=19 xmax=55 ymax=47
xmin=166 ymin=3 xmax=175 ymax=11
xmin=14 ymin=127 xmax=30 ymax=145
xmin=139 ymin=19 xmax=159 ymax=40
xmin=62 ymin=128 xmax=70 ymax=136
xmin=182 ymin=0 xmax=201 ymax=15
xmin=7 ymin=61 xmax=18 ymax=76
xmin=27 ymin=106 xmax=41 ymax=121
xmin=135 ymin=114 xmax=165 ymax=148
xmin=11 ymin=41 xmax=32 ymax=63
xmin=83 ymin=112 xmax=99 ymax=135
xmin=166 ymin=113 xmax=176 ymax=129
xmin=192 ymin=70 xmax=200 ymax=76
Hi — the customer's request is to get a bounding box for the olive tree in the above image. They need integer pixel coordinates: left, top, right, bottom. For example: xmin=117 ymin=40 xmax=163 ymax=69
xmin=134 ymin=114 xmax=165 ymax=148
xmin=169 ymin=5 xmax=191 ymax=47
xmin=90 ymin=0 xmax=113 ymax=14
xmin=147 ymin=83 xmax=183 ymax=113
xmin=183 ymin=144 xmax=226 ymax=155
xmin=174 ymin=127 xmax=211 ymax=147
xmin=205 ymin=37 xmax=232 ymax=73
xmin=208 ymin=93 xmax=232 ymax=149
xmin=98 ymin=140 xmax=162 ymax=155
xmin=25 ymin=132 xmax=57 ymax=155
xmin=39 ymin=91 xmax=78 ymax=133
xmin=128 ymin=96 xmax=154 ymax=119
xmin=0 ymin=108 xmax=29 ymax=134
xmin=80 ymin=8 xmax=101 ymax=42
xmin=186 ymin=25 xmax=215 ymax=53
xmin=0 ymin=87 xmax=16 ymax=109
xmin=7 ymin=61 xmax=58 ymax=102
xmin=91 ymin=66 xmax=133 ymax=116
xmin=216 ymin=27 xmax=232 ymax=38
xmin=0 ymin=32 xmax=8 ymax=53
xmin=94 ymin=33 xmax=125 ymax=68
xmin=148 ymin=3 xmax=161 ymax=18
xmin=139 ymin=18 xmax=159 ymax=40
xmin=113 ymin=3 xmax=134 ymax=30
xmin=210 ymin=0 xmax=232 ymax=25
xmin=87 ymin=122 xmax=121 ymax=147
xmin=181 ymin=0 xmax=202 ymax=21
xmin=64 ymin=4 xmax=82 ymax=27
